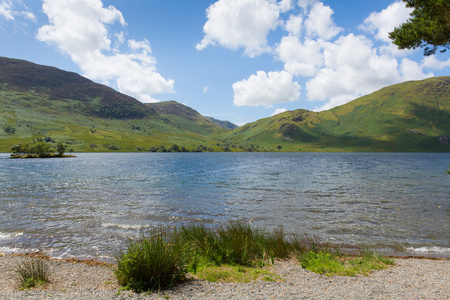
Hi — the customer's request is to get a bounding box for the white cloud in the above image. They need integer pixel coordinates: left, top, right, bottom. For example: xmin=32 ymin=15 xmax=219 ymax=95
xmin=0 ymin=0 xmax=14 ymax=21
xmin=196 ymin=0 xmax=280 ymax=57
xmin=284 ymin=14 xmax=303 ymax=36
xmin=278 ymin=0 xmax=293 ymax=13
xmin=128 ymin=39 xmax=152 ymax=53
xmin=400 ymin=58 xmax=433 ymax=81
xmin=36 ymin=0 xmax=174 ymax=103
xmin=0 ymin=0 xmax=35 ymax=21
xmin=360 ymin=1 xmax=412 ymax=43
xmin=306 ymin=34 xmax=405 ymax=103
xmin=277 ymin=36 xmax=323 ymax=76
xmin=233 ymin=70 xmax=301 ymax=107
xmin=304 ymin=2 xmax=342 ymax=40
xmin=203 ymin=86 xmax=209 ymax=94
xmin=322 ymin=34 xmax=374 ymax=70
xmin=271 ymin=107 xmax=287 ymax=116
xmin=421 ymin=56 xmax=450 ymax=70
xmin=297 ymin=0 xmax=317 ymax=10
xmin=276 ymin=2 xmax=436 ymax=111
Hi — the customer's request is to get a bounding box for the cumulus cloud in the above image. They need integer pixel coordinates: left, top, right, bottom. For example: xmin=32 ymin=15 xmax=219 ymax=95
xmin=36 ymin=0 xmax=174 ymax=103
xmin=304 ymin=2 xmax=342 ymax=40
xmin=297 ymin=0 xmax=318 ymax=10
xmin=278 ymin=0 xmax=293 ymax=13
xmin=400 ymin=58 xmax=433 ymax=81
xmin=274 ymin=1 xmax=442 ymax=111
xmin=128 ymin=39 xmax=152 ymax=53
xmin=0 ymin=0 xmax=35 ymax=21
xmin=271 ymin=107 xmax=287 ymax=116
xmin=421 ymin=56 xmax=450 ymax=70
xmin=360 ymin=1 xmax=412 ymax=43
xmin=196 ymin=0 xmax=280 ymax=57
xmin=306 ymin=34 xmax=406 ymax=104
xmin=284 ymin=14 xmax=303 ymax=36
xmin=277 ymin=36 xmax=323 ymax=76
xmin=233 ymin=70 xmax=300 ymax=107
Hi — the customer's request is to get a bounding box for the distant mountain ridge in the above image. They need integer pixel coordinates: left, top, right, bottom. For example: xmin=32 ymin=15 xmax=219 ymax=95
xmin=205 ymin=117 xmax=238 ymax=130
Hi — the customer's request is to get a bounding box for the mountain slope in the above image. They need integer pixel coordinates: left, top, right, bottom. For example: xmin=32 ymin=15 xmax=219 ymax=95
xmin=224 ymin=77 xmax=450 ymax=152
xmin=0 ymin=57 xmax=157 ymax=119
xmin=0 ymin=57 xmax=227 ymax=152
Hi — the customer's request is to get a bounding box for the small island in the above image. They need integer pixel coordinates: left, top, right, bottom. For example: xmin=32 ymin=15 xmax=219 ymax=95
xmin=10 ymin=138 xmax=74 ymax=158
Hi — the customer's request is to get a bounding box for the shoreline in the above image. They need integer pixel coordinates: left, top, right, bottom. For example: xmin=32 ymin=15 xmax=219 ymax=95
xmin=2 ymin=244 xmax=450 ymax=264
xmin=0 ymin=253 xmax=448 ymax=299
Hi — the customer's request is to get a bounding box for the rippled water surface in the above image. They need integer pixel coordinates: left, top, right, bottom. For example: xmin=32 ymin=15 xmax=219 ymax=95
xmin=1 ymin=152 xmax=449 ymax=260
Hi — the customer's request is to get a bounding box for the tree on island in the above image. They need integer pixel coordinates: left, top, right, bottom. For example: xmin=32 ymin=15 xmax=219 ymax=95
xmin=10 ymin=138 xmax=68 ymax=158
xmin=389 ymin=0 xmax=450 ymax=55
xmin=56 ymin=142 xmax=66 ymax=156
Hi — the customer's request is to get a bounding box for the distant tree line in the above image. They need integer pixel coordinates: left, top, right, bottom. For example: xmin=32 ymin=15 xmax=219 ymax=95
xmin=144 ymin=143 xmax=283 ymax=153
xmin=148 ymin=144 xmax=216 ymax=153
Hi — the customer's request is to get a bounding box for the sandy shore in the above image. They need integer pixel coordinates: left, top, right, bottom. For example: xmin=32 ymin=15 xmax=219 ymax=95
xmin=0 ymin=253 xmax=448 ymax=299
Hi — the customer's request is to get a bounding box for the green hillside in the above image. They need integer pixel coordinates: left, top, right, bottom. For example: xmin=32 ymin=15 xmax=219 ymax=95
xmin=223 ymin=77 xmax=450 ymax=152
xmin=0 ymin=57 xmax=228 ymax=152
xmin=1 ymin=57 xmax=448 ymax=153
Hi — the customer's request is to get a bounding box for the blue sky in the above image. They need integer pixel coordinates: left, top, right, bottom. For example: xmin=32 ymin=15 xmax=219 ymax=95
xmin=1 ymin=0 xmax=449 ymax=126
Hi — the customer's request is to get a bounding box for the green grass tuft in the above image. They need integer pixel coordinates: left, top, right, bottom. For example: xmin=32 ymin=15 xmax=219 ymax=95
xmin=180 ymin=221 xmax=290 ymax=267
xmin=193 ymin=264 xmax=281 ymax=283
xmin=298 ymin=247 xmax=394 ymax=277
xmin=14 ymin=258 xmax=51 ymax=289
xmin=115 ymin=227 xmax=187 ymax=292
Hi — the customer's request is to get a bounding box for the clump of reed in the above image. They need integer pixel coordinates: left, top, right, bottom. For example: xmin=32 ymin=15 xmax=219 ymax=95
xmin=115 ymin=227 xmax=187 ymax=292
xmin=14 ymin=258 xmax=51 ymax=289
xmin=179 ymin=221 xmax=289 ymax=267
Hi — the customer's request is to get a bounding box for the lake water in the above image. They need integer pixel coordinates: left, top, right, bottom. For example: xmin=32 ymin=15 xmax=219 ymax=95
xmin=1 ymin=152 xmax=449 ymax=261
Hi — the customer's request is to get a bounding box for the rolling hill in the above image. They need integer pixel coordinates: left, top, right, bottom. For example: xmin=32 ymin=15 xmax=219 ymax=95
xmin=0 ymin=57 xmax=229 ymax=152
xmin=223 ymin=76 xmax=450 ymax=152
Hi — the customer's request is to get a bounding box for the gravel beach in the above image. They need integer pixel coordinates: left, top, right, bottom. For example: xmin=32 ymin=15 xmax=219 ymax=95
xmin=0 ymin=254 xmax=448 ymax=300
